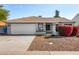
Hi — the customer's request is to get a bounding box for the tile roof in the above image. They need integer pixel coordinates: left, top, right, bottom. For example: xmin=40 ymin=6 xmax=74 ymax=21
xmin=7 ymin=16 xmax=74 ymax=23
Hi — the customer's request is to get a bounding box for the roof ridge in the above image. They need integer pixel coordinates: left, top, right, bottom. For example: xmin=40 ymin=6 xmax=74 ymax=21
xmin=8 ymin=16 xmax=38 ymax=20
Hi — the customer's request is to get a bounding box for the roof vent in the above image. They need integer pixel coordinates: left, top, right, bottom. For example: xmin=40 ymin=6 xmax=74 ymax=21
xmin=38 ymin=16 xmax=42 ymax=17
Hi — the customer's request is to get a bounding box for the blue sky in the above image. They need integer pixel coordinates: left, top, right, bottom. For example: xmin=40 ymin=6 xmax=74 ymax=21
xmin=4 ymin=4 xmax=79 ymax=20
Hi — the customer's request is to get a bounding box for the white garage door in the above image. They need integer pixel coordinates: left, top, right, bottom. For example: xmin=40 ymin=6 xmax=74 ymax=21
xmin=10 ymin=24 xmax=36 ymax=34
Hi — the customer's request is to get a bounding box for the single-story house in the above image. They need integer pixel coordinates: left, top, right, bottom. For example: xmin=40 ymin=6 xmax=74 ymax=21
xmin=7 ymin=16 xmax=75 ymax=35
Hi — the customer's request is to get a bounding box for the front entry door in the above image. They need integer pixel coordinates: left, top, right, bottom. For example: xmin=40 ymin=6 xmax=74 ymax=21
xmin=46 ymin=23 xmax=51 ymax=31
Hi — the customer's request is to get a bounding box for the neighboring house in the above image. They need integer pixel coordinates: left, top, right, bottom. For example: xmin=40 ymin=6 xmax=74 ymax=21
xmin=0 ymin=21 xmax=7 ymax=34
xmin=72 ymin=13 xmax=79 ymax=26
xmin=7 ymin=16 xmax=75 ymax=35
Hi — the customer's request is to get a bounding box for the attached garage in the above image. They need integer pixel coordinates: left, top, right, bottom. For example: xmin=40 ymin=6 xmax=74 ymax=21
xmin=8 ymin=23 xmax=37 ymax=34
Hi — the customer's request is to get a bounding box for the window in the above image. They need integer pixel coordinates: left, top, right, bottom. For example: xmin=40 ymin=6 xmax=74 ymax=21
xmin=37 ymin=23 xmax=44 ymax=32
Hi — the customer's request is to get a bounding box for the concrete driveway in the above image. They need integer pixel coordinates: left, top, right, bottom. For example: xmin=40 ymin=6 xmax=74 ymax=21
xmin=0 ymin=35 xmax=79 ymax=55
xmin=0 ymin=35 xmax=35 ymax=55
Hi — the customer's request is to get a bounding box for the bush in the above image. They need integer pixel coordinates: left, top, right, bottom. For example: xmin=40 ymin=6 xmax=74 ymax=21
xmin=57 ymin=25 xmax=73 ymax=36
xmin=71 ymin=26 xmax=77 ymax=36
xmin=64 ymin=25 xmax=73 ymax=36
xmin=57 ymin=25 xmax=79 ymax=37
xmin=57 ymin=25 xmax=65 ymax=36
xmin=76 ymin=26 xmax=79 ymax=37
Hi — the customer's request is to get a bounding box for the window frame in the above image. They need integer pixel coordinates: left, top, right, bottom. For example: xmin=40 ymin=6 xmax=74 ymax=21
xmin=36 ymin=23 xmax=44 ymax=32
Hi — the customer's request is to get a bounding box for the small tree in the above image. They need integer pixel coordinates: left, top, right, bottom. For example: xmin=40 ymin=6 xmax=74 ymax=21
xmin=54 ymin=10 xmax=60 ymax=18
xmin=0 ymin=5 xmax=9 ymax=21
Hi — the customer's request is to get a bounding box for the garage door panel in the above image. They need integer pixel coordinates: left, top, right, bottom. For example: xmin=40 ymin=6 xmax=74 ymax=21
xmin=11 ymin=24 xmax=36 ymax=34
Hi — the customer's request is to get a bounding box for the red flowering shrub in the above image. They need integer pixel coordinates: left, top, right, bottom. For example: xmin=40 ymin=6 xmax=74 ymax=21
xmin=64 ymin=25 xmax=73 ymax=36
xmin=57 ymin=25 xmax=73 ymax=36
xmin=57 ymin=25 xmax=79 ymax=37
xmin=76 ymin=26 xmax=79 ymax=37
xmin=57 ymin=25 xmax=65 ymax=36
xmin=71 ymin=26 xmax=77 ymax=36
